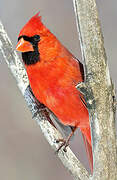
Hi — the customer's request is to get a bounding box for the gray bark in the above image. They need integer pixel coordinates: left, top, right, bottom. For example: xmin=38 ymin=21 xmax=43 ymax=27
xmin=73 ymin=0 xmax=117 ymax=179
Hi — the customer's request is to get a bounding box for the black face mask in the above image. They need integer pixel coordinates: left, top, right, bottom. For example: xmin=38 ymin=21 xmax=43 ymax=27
xmin=18 ymin=35 xmax=40 ymax=65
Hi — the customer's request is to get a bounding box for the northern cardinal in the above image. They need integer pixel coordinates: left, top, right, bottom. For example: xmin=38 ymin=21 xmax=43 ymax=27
xmin=16 ymin=13 xmax=93 ymax=172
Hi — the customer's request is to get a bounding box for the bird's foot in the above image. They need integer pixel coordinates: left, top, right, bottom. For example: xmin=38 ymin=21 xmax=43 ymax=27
xmin=56 ymin=138 xmax=69 ymax=153
xmin=55 ymin=126 xmax=77 ymax=153
xmin=32 ymin=103 xmax=47 ymax=119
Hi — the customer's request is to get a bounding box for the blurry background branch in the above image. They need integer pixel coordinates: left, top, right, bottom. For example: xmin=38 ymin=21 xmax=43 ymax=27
xmin=73 ymin=0 xmax=117 ymax=179
xmin=0 ymin=20 xmax=89 ymax=180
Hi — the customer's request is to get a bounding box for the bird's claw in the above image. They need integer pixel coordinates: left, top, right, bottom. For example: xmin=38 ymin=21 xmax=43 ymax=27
xmin=32 ymin=106 xmax=47 ymax=118
xmin=56 ymin=138 xmax=69 ymax=153
xmin=55 ymin=127 xmax=77 ymax=153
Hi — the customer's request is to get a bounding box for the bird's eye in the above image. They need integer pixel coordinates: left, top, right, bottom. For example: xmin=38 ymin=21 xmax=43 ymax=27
xmin=33 ymin=35 xmax=40 ymax=42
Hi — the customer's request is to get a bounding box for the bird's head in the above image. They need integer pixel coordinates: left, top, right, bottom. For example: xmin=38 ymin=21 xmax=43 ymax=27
xmin=16 ymin=12 xmax=59 ymax=65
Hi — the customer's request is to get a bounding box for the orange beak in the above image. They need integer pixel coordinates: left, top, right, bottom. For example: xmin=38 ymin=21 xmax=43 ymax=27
xmin=16 ymin=38 xmax=34 ymax=52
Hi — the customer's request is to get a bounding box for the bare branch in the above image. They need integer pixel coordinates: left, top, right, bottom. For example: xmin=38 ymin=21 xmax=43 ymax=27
xmin=0 ymin=20 xmax=89 ymax=180
xmin=73 ymin=0 xmax=117 ymax=179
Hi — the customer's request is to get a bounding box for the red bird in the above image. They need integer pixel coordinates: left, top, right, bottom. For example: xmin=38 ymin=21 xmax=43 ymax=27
xmin=16 ymin=13 xmax=93 ymax=172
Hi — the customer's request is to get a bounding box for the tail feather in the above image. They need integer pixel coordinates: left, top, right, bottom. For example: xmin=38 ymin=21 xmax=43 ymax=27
xmin=80 ymin=127 xmax=93 ymax=174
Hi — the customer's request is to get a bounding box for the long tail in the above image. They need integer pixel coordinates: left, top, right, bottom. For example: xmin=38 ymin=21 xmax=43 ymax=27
xmin=80 ymin=127 xmax=93 ymax=174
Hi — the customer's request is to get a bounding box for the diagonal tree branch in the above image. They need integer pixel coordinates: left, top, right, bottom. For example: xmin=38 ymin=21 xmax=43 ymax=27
xmin=73 ymin=0 xmax=117 ymax=179
xmin=0 ymin=21 xmax=89 ymax=180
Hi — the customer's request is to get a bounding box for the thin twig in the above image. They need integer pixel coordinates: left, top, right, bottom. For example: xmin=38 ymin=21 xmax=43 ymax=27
xmin=0 ymin=20 xmax=89 ymax=180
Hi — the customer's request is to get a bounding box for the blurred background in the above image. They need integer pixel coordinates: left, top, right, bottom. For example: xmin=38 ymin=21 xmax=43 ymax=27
xmin=0 ymin=0 xmax=116 ymax=179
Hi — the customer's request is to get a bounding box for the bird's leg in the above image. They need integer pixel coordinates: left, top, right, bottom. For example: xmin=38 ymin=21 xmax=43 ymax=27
xmin=56 ymin=126 xmax=77 ymax=153
xmin=32 ymin=103 xmax=47 ymax=119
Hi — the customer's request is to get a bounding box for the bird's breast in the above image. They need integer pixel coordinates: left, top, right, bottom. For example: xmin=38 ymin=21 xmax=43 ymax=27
xmin=25 ymin=57 xmax=89 ymax=127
